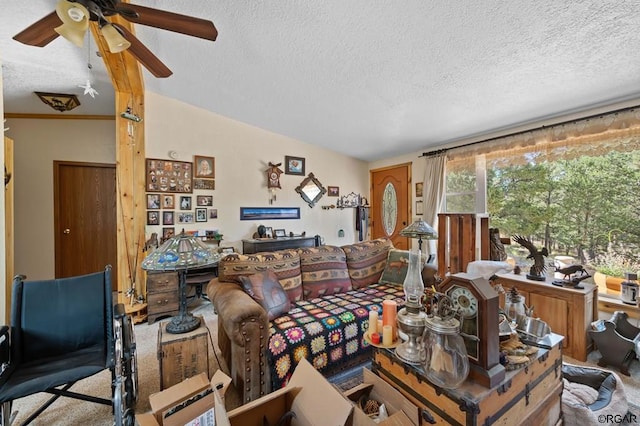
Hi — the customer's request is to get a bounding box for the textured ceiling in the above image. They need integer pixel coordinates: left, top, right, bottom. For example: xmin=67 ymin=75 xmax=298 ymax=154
xmin=2 ymin=1 xmax=640 ymax=161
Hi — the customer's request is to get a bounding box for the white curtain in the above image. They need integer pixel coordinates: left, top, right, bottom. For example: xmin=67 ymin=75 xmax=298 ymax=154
xmin=422 ymin=153 xmax=446 ymax=258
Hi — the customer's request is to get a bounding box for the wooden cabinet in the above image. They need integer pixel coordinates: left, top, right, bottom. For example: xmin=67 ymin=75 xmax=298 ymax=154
xmin=495 ymin=272 xmax=598 ymax=361
xmin=242 ymin=235 xmax=320 ymax=254
xmin=146 ymin=271 xmax=179 ymax=324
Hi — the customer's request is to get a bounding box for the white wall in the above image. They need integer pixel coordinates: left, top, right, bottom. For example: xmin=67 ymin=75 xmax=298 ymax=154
xmin=4 ymin=93 xmax=369 ymax=281
xmin=4 ymin=119 xmax=116 ymax=280
xmin=144 ymin=91 xmax=369 ymax=252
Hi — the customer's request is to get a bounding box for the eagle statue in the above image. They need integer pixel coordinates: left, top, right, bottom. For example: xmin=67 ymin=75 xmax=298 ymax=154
xmin=512 ymin=235 xmax=548 ymax=281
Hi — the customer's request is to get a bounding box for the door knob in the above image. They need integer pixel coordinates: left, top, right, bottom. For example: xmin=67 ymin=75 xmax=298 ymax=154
xmin=63 ymin=228 xmax=71 ymax=234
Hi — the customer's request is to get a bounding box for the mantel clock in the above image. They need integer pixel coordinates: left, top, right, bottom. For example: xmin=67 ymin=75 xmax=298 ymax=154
xmin=439 ymin=273 xmax=505 ymax=387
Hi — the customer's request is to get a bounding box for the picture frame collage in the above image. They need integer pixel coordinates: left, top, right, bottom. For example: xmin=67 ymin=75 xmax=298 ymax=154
xmin=146 ymin=155 xmax=217 ymax=241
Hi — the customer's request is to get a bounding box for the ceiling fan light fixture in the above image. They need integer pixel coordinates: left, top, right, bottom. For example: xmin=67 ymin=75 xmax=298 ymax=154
xmin=54 ymin=0 xmax=89 ymax=47
xmin=54 ymin=23 xmax=86 ymax=47
xmin=101 ymin=23 xmax=131 ymax=53
xmin=35 ymin=92 xmax=81 ymax=112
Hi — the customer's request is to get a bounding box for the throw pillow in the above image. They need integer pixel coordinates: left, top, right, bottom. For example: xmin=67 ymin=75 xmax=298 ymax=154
xmin=379 ymin=249 xmax=428 ymax=286
xmin=342 ymin=237 xmax=393 ymax=289
xmin=240 ymin=269 xmax=291 ymax=321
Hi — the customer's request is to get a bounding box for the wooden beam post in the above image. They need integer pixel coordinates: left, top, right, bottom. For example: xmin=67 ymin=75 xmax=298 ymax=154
xmin=91 ymin=10 xmax=146 ymax=298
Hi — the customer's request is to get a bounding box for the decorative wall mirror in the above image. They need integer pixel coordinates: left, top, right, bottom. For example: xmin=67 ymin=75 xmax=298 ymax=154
xmin=295 ymin=173 xmax=327 ymax=208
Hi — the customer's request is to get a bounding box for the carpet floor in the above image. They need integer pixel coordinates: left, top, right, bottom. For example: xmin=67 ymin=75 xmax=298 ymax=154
xmin=9 ymin=300 xmax=640 ymax=425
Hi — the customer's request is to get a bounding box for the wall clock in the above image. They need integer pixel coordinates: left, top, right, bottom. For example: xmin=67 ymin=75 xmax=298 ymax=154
xmin=440 ymin=273 xmax=505 ymax=388
xmin=266 ymin=162 xmax=283 ymax=189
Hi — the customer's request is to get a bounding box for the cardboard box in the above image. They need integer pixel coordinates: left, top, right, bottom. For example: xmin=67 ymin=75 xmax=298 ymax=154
xmin=139 ymin=359 xmax=418 ymax=426
xmin=136 ymin=370 xmax=232 ymax=426
xmin=343 ymin=368 xmax=419 ymax=426
xmin=225 ymin=358 xmax=353 ymax=426
xmin=157 ymin=318 xmax=210 ymax=390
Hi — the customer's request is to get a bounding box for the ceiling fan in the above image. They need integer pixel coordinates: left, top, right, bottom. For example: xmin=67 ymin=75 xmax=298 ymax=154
xmin=13 ymin=0 xmax=218 ymax=78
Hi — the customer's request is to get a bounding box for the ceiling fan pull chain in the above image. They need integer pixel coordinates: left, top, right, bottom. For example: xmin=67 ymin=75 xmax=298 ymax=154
xmin=79 ymin=30 xmax=99 ymax=97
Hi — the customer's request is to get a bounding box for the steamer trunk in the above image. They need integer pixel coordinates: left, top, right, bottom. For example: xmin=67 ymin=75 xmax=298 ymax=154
xmin=372 ymin=334 xmax=564 ymax=426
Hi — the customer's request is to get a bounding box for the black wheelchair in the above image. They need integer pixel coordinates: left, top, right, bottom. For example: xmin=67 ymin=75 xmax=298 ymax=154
xmin=0 ymin=266 xmax=138 ymax=425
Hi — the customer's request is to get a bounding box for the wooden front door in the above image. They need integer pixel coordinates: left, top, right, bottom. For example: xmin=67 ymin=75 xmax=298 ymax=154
xmin=54 ymin=161 xmax=117 ymax=285
xmin=370 ymin=163 xmax=411 ymax=249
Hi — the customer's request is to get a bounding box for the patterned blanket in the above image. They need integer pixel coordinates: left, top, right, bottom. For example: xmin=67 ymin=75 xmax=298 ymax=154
xmin=267 ymin=282 xmax=405 ymax=389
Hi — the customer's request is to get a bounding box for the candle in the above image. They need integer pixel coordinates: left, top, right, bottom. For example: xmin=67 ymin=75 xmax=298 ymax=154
xmin=377 ymin=319 xmax=383 ymax=332
xmin=368 ymin=309 xmax=379 ymax=336
xmin=382 ymin=300 xmax=398 ymax=341
xmin=382 ymin=325 xmax=393 ymax=346
xmin=371 ymin=332 xmax=381 ymax=344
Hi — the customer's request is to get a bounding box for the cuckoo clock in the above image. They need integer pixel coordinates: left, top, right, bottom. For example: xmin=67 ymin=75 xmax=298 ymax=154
xmin=266 ymin=162 xmax=283 ymax=204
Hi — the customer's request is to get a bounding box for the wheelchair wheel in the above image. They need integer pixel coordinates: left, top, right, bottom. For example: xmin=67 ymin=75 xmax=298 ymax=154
xmin=122 ymin=314 xmax=139 ymax=406
xmin=113 ymin=313 xmax=137 ymax=426
xmin=0 ymin=401 xmax=13 ymax=426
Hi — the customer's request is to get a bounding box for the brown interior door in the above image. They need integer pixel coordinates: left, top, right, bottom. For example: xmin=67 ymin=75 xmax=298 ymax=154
xmin=54 ymin=161 xmax=117 ymax=285
xmin=370 ymin=163 xmax=411 ymax=249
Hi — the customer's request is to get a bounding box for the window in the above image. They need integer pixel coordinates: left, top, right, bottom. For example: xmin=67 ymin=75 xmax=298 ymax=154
xmin=443 ymin=108 xmax=640 ymax=273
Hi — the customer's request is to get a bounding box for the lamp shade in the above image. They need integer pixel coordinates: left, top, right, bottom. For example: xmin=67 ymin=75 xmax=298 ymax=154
xmin=54 ymin=0 xmax=89 ymax=47
xmin=141 ymin=232 xmax=220 ymax=272
xmin=399 ymin=219 xmax=438 ymax=240
xmin=101 ymin=23 xmax=131 ymax=53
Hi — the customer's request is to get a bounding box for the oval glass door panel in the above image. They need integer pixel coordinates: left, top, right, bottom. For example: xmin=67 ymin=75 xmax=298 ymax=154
xmin=382 ymin=182 xmax=398 ymax=236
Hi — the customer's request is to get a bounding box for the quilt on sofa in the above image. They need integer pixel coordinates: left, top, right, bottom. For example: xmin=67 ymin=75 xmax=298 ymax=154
xmin=267 ymin=282 xmax=405 ymax=389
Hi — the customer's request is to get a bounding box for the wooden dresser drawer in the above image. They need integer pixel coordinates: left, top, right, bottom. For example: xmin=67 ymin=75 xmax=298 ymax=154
xmin=147 ymin=290 xmax=179 ymax=312
xmin=147 ymin=272 xmax=178 ymax=293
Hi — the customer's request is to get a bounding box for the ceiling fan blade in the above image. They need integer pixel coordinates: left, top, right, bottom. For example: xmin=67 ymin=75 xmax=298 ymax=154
xmin=13 ymin=11 xmax=63 ymax=47
xmin=117 ymin=25 xmax=173 ymax=78
xmin=117 ymin=3 xmax=218 ymax=41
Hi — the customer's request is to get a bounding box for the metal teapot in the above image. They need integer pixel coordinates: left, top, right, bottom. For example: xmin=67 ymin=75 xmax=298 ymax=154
xmin=504 ymin=288 xmax=534 ymax=326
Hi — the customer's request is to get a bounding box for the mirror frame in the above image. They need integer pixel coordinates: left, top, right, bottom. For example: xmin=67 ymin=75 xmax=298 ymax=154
xmin=295 ymin=172 xmax=327 ymax=208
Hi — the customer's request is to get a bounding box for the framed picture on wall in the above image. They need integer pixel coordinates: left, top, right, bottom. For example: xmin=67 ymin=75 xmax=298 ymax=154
xmin=327 ymin=186 xmax=339 ymax=197
xmin=416 ymin=182 xmax=424 ymax=198
xmin=162 ymin=194 xmax=175 ymax=209
xmin=179 ymin=196 xmax=192 ymax=210
xmin=162 ymin=227 xmax=175 ymax=242
xmin=147 ymin=211 xmax=160 ymax=225
xmin=145 ymin=158 xmax=193 ymax=193
xmin=147 ymin=194 xmax=160 ymax=209
xmin=285 ymin=156 xmax=305 ymax=175
xmin=194 ymin=155 xmax=215 ymax=178
xmin=163 ymin=211 xmax=174 ymax=225
xmin=194 ymin=179 xmax=215 ymax=190
xmin=196 ymin=208 xmax=208 ymax=222
xmin=178 ymin=212 xmax=194 ymax=223
xmin=196 ymin=195 xmax=213 ymax=206
xmin=416 ymin=200 xmax=424 ymax=215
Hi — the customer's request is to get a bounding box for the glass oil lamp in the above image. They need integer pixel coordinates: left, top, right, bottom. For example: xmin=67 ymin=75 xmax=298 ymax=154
xmin=395 ymin=249 xmax=428 ymax=364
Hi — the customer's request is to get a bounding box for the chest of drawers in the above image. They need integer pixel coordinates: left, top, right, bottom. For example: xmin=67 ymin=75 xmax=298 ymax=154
xmin=146 ymin=271 xmax=179 ymax=324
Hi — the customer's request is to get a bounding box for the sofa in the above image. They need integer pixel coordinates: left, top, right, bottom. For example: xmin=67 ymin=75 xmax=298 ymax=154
xmin=207 ymin=237 xmax=430 ymax=403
